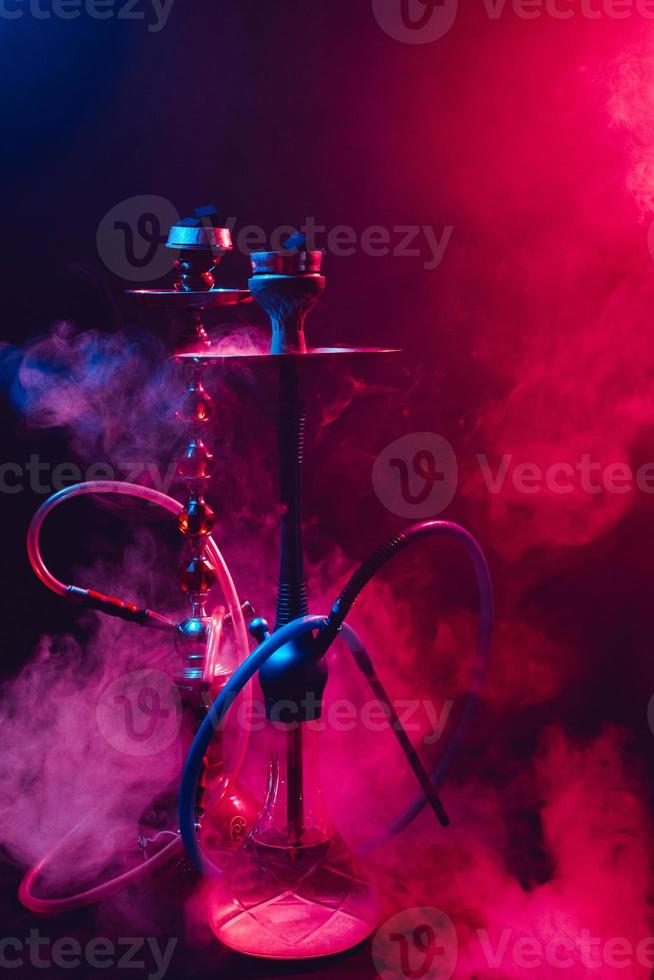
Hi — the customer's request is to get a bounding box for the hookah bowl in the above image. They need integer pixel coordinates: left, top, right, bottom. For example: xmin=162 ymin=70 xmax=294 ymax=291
xmin=206 ymin=245 xmax=381 ymax=959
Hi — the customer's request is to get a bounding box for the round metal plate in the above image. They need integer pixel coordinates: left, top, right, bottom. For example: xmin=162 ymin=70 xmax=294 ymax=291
xmin=174 ymin=346 xmax=401 ymax=363
xmin=127 ymin=288 xmax=252 ymax=309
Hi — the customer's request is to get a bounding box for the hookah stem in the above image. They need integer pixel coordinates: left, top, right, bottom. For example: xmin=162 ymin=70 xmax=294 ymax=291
xmin=276 ymin=360 xmax=308 ymax=846
xmin=275 ymin=361 xmax=308 ymax=626
xmin=179 ymin=305 xmax=219 ymax=824
xmin=287 ymin=726 xmax=304 ymax=847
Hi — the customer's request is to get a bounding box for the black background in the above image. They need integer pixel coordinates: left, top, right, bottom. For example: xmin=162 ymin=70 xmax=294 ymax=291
xmin=2 ymin=3 xmax=654 ymax=979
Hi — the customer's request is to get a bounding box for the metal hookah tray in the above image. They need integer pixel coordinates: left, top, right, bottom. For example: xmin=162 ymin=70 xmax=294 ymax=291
xmin=127 ymin=288 xmax=253 ymax=309
xmin=174 ymin=346 xmax=401 ymax=363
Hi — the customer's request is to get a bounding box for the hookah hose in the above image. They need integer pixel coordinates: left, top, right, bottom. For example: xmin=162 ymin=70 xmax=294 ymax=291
xmin=20 ymin=481 xmax=253 ymax=913
xmin=180 ymin=615 xmax=326 ymax=874
xmin=18 ymin=807 xmax=184 ymax=915
xmin=32 ymin=485 xmax=185 ymax=629
xmin=319 ymin=519 xmax=493 ymax=849
xmin=26 ymin=480 xmax=252 ymax=773
xmin=179 ymin=520 xmax=494 ymax=874
xmin=26 ymin=480 xmax=250 ymax=662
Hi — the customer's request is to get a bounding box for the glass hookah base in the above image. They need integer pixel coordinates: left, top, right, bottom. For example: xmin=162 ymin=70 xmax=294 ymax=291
xmin=208 ymin=834 xmax=379 ymax=959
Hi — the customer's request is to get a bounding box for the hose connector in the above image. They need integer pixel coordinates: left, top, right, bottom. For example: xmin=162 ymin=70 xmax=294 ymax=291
xmin=65 ymin=586 xmax=176 ymax=632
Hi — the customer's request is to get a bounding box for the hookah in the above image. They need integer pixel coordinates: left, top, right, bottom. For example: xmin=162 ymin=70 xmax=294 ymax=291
xmin=18 ymin=209 xmax=494 ymax=961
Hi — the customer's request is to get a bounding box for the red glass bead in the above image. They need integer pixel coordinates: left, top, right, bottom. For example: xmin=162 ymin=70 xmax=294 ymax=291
xmin=177 ymin=383 xmax=214 ymax=424
xmin=178 ymin=556 xmax=217 ymax=594
xmin=173 ymin=256 xmax=215 ymax=293
xmin=178 ymin=438 xmax=214 ymax=480
xmin=178 ymin=498 xmax=216 ymax=537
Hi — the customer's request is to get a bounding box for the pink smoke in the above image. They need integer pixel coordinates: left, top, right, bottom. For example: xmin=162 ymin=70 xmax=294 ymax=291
xmin=4 ymin=16 xmax=654 ymax=976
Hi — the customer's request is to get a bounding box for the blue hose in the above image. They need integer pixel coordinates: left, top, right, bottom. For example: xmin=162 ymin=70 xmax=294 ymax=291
xmin=179 ymin=615 xmax=325 ymax=874
xmin=179 ymin=521 xmax=494 ymax=873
